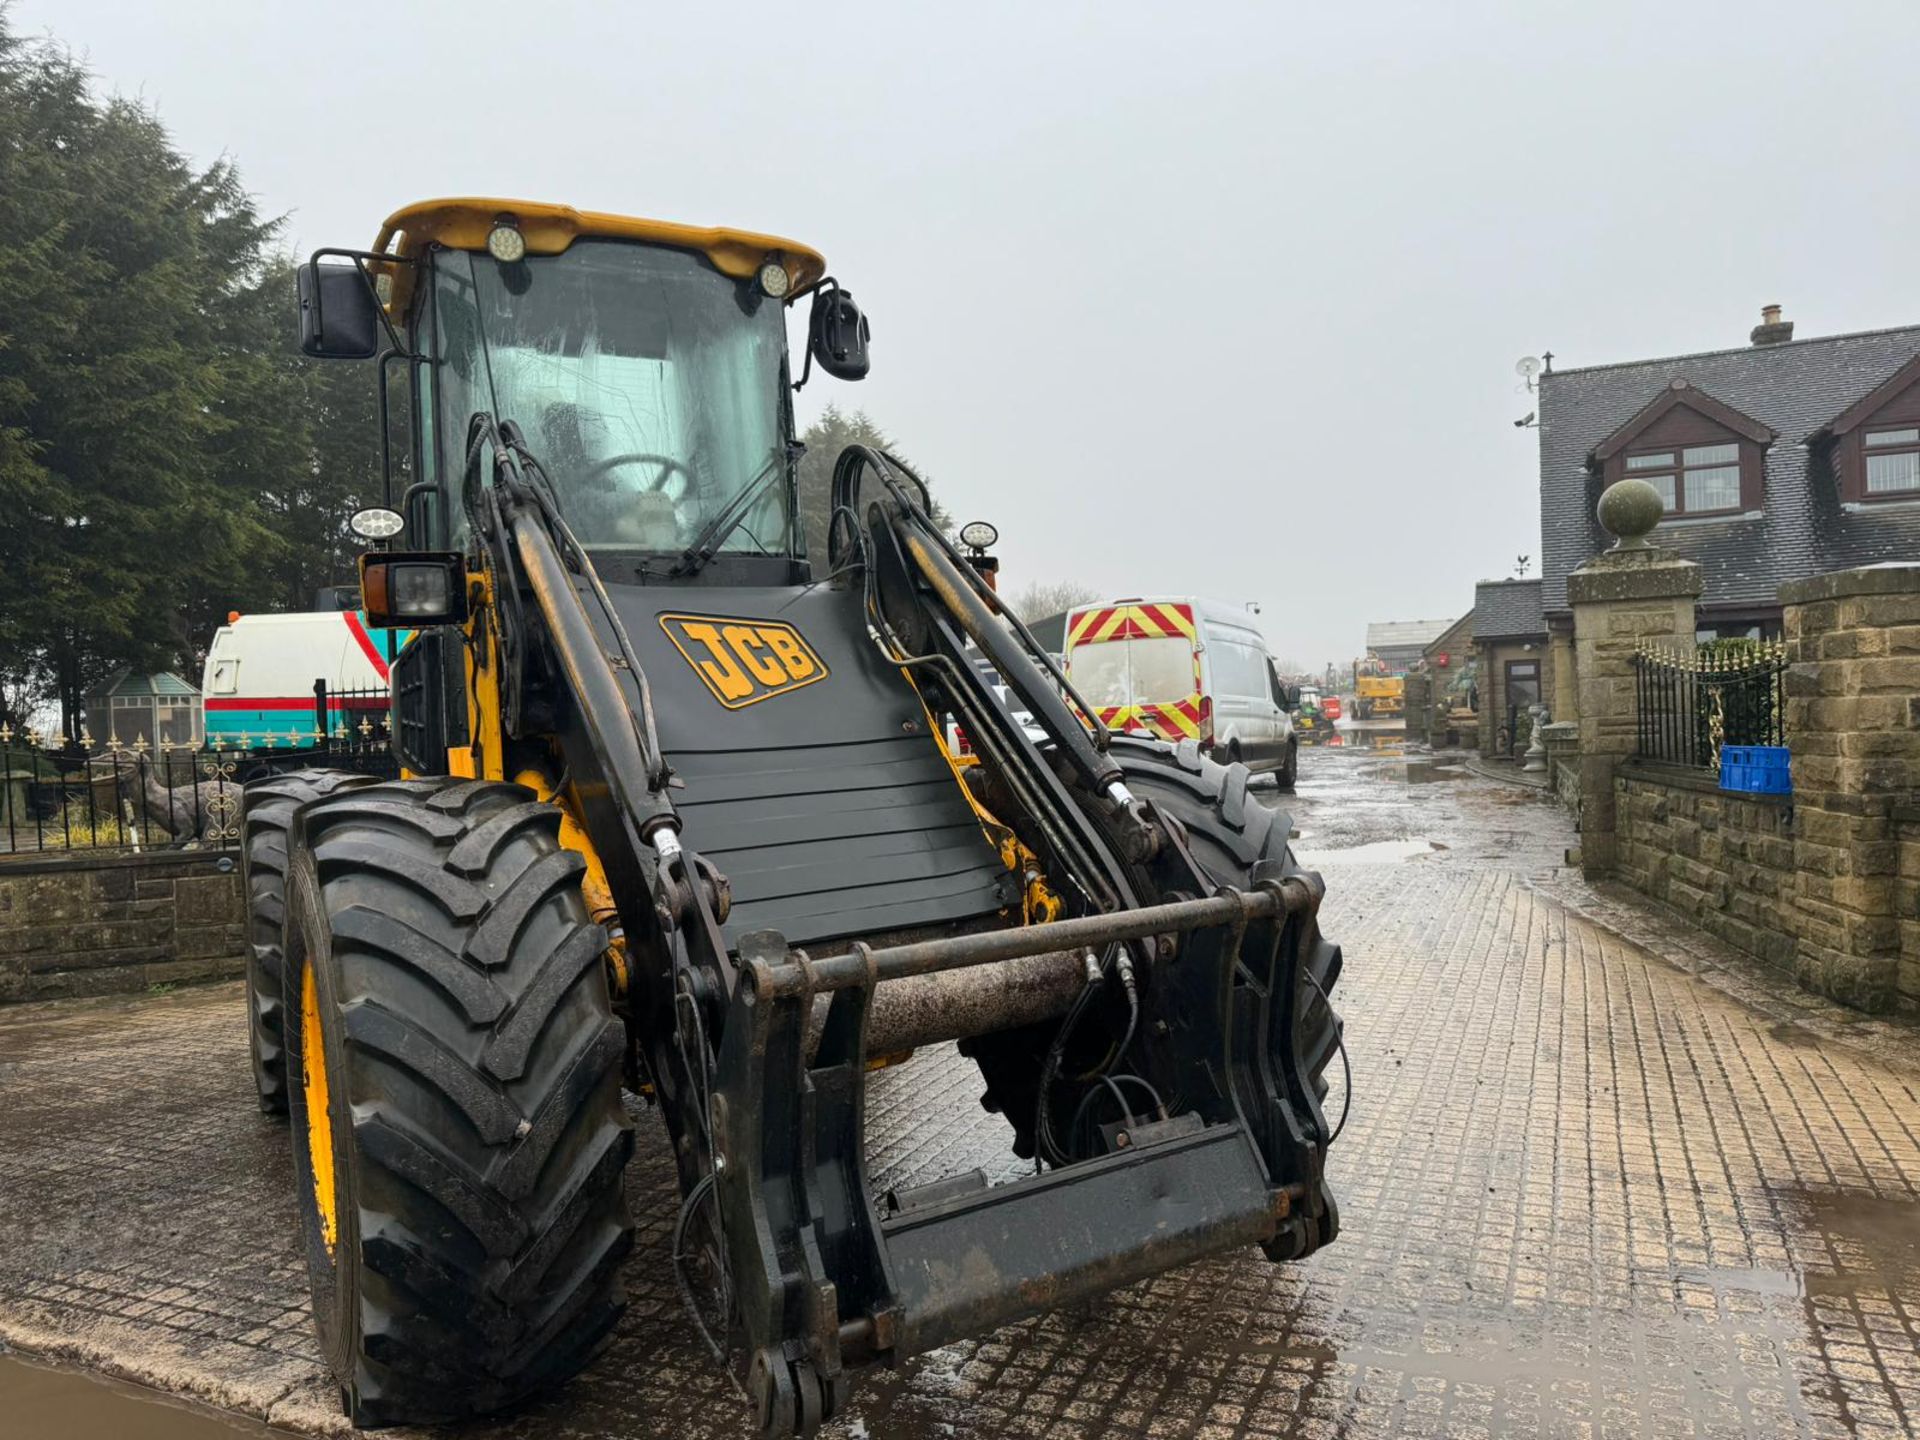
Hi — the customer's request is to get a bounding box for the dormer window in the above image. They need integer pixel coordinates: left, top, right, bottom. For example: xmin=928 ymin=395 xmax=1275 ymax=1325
xmin=1591 ymin=380 xmax=1772 ymax=519
xmin=1811 ymin=350 xmax=1920 ymax=504
xmin=1624 ymin=442 xmax=1744 ymax=515
xmin=1862 ymin=426 xmax=1920 ymax=495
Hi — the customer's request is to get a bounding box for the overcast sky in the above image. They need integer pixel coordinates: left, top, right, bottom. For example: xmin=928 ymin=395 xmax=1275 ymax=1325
xmin=20 ymin=0 xmax=1920 ymax=668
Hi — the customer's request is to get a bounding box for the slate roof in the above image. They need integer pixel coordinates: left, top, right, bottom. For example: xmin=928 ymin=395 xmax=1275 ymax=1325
xmin=1538 ymin=324 xmax=1920 ymax=615
xmin=1472 ymin=579 xmax=1545 ymax=641
xmin=1365 ymin=619 xmax=1457 ymax=651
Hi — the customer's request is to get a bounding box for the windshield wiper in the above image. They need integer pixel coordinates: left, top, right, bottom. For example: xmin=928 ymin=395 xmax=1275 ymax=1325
xmin=671 ymin=449 xmax=790 ymax=576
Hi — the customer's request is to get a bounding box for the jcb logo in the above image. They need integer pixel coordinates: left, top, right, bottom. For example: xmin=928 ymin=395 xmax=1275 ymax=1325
xmin=659 ymin=614 xmax=829 ymax=709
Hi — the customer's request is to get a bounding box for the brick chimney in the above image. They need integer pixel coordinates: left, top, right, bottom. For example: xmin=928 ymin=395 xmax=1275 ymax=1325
xmin=1750 ymin=303 xmax=1794 ymax=347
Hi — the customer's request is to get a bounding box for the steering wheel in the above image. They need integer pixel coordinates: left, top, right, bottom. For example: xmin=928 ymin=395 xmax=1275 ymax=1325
xmin=580 ymin=452 xmax=694 ymax=500
xmin=574 ymin=452 xmax=701 ymax=548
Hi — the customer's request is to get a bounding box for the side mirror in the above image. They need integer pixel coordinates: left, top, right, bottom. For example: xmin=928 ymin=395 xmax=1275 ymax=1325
xmin=808 ymin=283 xmax=870 ymax=381
xmin=1282 ymin=683 xmax=1302 ymax=712
xmin=298 ymin=260 xmax=382 ymax=359
xmin=359 ymin=552 xmax=469 ymax=629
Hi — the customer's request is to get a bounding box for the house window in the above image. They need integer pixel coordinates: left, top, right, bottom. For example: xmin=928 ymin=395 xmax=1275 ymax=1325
xmin=1863 ymin=427 xmax=1920 ymax=496
xmin=1625 ymin=442 xmax=1744 ymax=515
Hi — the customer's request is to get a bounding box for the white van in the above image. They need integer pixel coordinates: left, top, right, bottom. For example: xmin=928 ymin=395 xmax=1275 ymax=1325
xmin=1063 ymin=597 xmax=1298 ymax=788
xmin=201 ymin=610 xmax=405 ymax=748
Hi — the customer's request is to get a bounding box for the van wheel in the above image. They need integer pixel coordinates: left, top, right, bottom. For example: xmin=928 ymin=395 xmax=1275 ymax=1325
xmin=1277 ymin=739 xmax=1299 ymax=793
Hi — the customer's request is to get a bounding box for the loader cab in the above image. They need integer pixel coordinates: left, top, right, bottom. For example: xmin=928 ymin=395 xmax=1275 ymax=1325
xmin=304 ymin=200 xmax=863 ymax=586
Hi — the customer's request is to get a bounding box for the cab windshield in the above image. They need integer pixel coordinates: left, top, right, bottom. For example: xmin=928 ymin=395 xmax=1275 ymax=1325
xmin=428 ymin=240 xmax=791 ymax=554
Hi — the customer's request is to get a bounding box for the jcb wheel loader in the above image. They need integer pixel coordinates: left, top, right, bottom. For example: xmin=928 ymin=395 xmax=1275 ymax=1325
xmin=251 ymin=198 xmax=1345 ymax=1436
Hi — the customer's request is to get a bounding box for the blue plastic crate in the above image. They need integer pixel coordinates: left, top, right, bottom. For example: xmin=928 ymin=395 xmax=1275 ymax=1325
xmin=1721 ymin=745 xmax=1790 ymax=794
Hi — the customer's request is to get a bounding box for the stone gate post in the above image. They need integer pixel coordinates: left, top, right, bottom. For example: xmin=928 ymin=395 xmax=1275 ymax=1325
xmin=1779 ymin=563 xmax=1920 ymax=1012
xmin=1567 ymin=484 xmax=1701 ymax=880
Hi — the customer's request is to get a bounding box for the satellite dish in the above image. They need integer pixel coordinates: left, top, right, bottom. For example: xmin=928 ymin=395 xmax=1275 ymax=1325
xmin=1514 ymin=355 xmax=1544 ymax=381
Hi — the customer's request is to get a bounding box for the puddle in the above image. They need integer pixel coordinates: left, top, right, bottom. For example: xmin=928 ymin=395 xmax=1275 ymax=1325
xmin=1294 ymin=837 xmax=1443 ymax=864
xmin=1324 ymin=724 xmax=1406 ymax=754
xmin=0 ymin=1352 xmax=293 ymax=1438
xmin=1793 ymin=1190 xmax=1920 ymax=1294
xmin=1766 ymin=1018 xmax=1825 ymax=1050
xmin=1405 ymin=760 xmax=1463 ymax=784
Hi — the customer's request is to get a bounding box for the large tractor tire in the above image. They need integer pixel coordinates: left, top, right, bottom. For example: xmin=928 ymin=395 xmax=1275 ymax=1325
xmin=965 ymin=735 xmax=1342 ymax=1158
xmin=241 ymin=768 xmax=381 ymax=1116
xmin=282 ymin=778 xmax=633 ymax=1427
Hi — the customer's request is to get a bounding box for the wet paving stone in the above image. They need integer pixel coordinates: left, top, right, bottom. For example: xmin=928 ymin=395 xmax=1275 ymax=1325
xmin=1 ymin=736 xmax=1916 ymax=1437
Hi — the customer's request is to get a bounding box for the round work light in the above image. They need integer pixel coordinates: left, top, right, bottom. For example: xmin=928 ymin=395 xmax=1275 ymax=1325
xmin=757 ymin=260 xmax=791 ymax=298
xmin=486 ymin=223 xmax=527 ymax=263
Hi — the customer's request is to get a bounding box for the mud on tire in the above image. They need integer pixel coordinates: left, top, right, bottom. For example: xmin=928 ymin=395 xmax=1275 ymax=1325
xmin=282 ymin=777 xmax=633 ymax=1427
xmin=241 ymin=768 xmax=380 ymax=1116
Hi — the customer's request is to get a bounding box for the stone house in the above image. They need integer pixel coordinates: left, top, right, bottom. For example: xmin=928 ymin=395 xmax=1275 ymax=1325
xmin=1470 ymin=579 xmax=1548 ymax=758
xmin=1537 ymin=309 xmax=1920 ymax=722
xmin=1403 ymin=612 xmax=1474 ymax=747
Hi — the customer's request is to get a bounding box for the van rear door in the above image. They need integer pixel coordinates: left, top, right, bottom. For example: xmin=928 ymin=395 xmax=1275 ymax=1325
xmin=1064 ymin=603 xmax=1206 ymax=744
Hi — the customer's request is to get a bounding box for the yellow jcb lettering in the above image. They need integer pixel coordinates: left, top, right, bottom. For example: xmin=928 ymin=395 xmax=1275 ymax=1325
xmin=683 ymin=622 xmax=754 ymax=701
xmin=723 ymin=625 xmax=786 ymax=687
xmin=760 ymin=627 xmax=818 ymax=681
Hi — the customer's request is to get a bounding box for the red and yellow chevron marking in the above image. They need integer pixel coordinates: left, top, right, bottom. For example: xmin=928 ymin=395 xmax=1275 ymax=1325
xmin=1067 ymin=601 xmax=1197 ymax=647
xmin=1094 ymin=696 xmax=1205 ymax=742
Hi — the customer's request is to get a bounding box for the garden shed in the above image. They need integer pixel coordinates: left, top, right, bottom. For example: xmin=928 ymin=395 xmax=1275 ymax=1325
xmin=86 ymin=671 xmax=203 ymax=750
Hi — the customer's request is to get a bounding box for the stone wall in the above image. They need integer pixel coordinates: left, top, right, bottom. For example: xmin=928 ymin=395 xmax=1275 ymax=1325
xmin=1899 ymin=807 xmax=1920 ymax=1008
xmin=1777 ymin=563 xmax=1920 ymax=1012
xmin=1586 ymin=561 xmax=1920 ymax=1015
xmin=0 ymin=851 xmax=245 ymax=1003
xmin=1615 ymin=766 xmax=1796 ymax=972
xmin=1402 ymin=672 xmax=1434 ymax=745
xmin=1541 ymin=721 xmax=1580 ymax=808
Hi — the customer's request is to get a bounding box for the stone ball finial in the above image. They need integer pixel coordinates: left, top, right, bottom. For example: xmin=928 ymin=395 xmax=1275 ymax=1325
xmin=1597 ymin=478 xmax=1664 ymax=551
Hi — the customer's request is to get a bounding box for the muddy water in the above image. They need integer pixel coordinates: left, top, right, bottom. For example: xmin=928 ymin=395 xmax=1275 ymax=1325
xmin=0 ymin=1352 xmax=293 ymax=1438
xmin=1295 ymin=836 xmax=1444 ymax=864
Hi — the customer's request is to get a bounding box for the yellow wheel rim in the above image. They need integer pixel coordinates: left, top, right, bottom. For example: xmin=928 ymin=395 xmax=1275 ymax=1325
xmin=300 ymin=962 xmax=340 ymax=1256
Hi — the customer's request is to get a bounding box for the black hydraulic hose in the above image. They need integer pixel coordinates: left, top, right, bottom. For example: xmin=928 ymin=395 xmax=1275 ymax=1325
xmin=464 ymin=411 xmax=676 ymax=806
xmin=831 ymin=445 xmax=1111 ymax=749
xmin=896 ymin=518 xmax=1122 ymax=795
xmin=671 ymin=1172 xmax=731 ymax=1369
xmin=1304 ymin=969 xmax=1351 ymax=1144
xmin=512 ymin=513 xmax=679 ymax=836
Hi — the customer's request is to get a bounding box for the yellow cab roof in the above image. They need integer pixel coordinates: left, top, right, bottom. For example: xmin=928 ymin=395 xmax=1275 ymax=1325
xmin=372 ymin=197 xmax=828 ymax=307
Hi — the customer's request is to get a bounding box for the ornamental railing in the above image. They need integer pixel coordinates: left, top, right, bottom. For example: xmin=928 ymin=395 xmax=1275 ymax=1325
xmin=0 ymin=699 xmax=397 ymax=858
xmin=1632 ymin=641 xmax=1787 ymax=771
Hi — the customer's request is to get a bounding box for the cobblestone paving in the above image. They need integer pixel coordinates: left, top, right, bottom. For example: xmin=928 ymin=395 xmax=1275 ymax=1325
xmin=2 ymin=739 xmax=1917 ymax=1438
